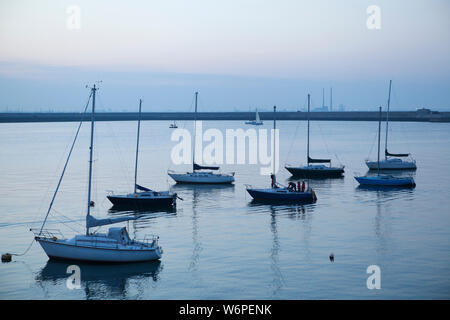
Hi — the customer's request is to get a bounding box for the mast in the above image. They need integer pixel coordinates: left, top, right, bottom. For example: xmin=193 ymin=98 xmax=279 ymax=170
xmin=273 ymin=106 xmax=276 ymax=175
xmin=193 ymin=91 xmax=198 ymax=172
xmin=330 ymin=88 xmax=333 ymax=112
xmin=307 ymin=94 xmax=310 ymax=165
xmin=385 ymin=80 xmax=392 ymax=159
xmin=322 ymin=88 xmax=325 ymax=108
xmin=86 ymin=84 xmax=97 ymax=235
xmin=377 ymin=106 xmax=382 ymax=175
xmin=134 ymin=99 xmax=142 ymax=194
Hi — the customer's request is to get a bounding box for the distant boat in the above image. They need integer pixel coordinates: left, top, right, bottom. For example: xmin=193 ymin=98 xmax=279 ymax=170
xmin=246 ymin=106 xmax=317 ymax=203
xmin=366 ymin=80 xmax=417 ymax=170
xmin=169 ymin=121 xmax=178 ymax=128
xmin=355 ymin=107 xmax=415 ymax=188
xmin=285 ymin=94 xmax=344 ymax=178
xmin=33 ymin=85 xmax=163 ymax=263
xmin=168 ymin=92 xmax=235 ymax=184
xmin=245 ymin=109 xmax=263 ymax=125
xmin=107 ymin=99 xmax=177 ymax=209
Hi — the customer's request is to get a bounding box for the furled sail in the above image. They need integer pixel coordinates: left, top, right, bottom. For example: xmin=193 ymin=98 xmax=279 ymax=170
xmin=136 ymin=184 xmax=153 ymax=192
xmin=86 ymin=215 xmax=137 ymax=228
xmin=385 ymin=150 xmax=409 ymax=157
xmin=308 ymin=156 xmax=331 ymax=163
xmin=194 ymin=163 xmax=219 ymax=170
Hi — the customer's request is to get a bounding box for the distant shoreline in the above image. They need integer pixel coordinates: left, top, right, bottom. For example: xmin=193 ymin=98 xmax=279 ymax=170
xmin=1 ymin=111 xmax=449 ymax=123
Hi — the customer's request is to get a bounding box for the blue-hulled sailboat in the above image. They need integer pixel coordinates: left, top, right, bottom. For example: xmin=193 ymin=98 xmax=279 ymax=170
xmin=285 ymin=94 xmax=344 ymax=178
xmin=107 ymin=99 xmax=177 ymax=209
xmin=246 ymin=106 xmax=317 ymax=203
xmin=355 ymin=106 xmax=415 ymax=188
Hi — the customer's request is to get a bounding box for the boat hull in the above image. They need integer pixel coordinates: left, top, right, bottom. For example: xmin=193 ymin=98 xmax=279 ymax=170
xmin=246 ymin=188 xmax=316 ymax=203
xmin=245 ymin=121 xmax=263 ymax=125
xmin=36 ymin=238 xmax=162 ymax=263
xmin=107 ymin=195 xmax=175 ymax=209
xmin=285 ymin=165 xmax=344 ymax=178
xmin=366 ymin=159 xmax=417 ymax=170
xmin=168 ymin=172 xmax=234 ymax=184
xmin=354 ymin=176 xmax=415 ymax=187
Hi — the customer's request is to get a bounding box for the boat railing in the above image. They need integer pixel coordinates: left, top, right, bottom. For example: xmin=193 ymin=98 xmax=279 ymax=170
xmin=31 ymin=228 xmax=65 ymax=240
xmin=133 ymin=234 xmax=160 ymax=248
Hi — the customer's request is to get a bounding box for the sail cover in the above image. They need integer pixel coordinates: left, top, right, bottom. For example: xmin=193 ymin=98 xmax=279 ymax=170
xmin=308 ymin=156 xmax=331 ymax=163
xmin=194 ymin=163 xmax=219 ymax=170
xmin=136 ymin=184 xmax=153 ymax=192
xmin=86 ymin=215 xmax=137 ymax=228
xmin=385 ymin=150 xmax=409 ymax=157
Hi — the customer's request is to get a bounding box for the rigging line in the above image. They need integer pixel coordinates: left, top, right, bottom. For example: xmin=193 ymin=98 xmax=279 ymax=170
xmin=38 ymin=92 xmax=92 ymax=235
xmin=367 ymin=128 xmax=378 ymax=159
xmin=106 ymin=121 xmax=133 ymax=189
xmin=50 ymin=207 xmax=84 ymax=228
xmin=391 ymin=85 xmax=413 ymax=153
xmin=284 ymin=95 xmax=308 ymax=164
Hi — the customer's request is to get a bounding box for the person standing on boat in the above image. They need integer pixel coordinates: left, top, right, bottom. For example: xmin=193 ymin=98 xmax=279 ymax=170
xmin=271 ymin=174 xmax=278 ymax=188
xmin=297 ymin=181 xmax=301 ymax=192
xmin=302 ymin=181 xmax=306 ymax=192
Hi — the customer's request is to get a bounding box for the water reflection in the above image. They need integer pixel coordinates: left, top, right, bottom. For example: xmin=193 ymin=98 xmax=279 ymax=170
xmin=246 ymin=203 xmax=314 ymax=297
xmin=268 ymin=206 xmax=284 ymax=296
xmin=36 ymin=260 xmax=162 ymax=299
xmin=171 ymin=184 xmax=235 ymax=206
xmin=248 ymin=201 xmax=315 ymax=220
xmin=108 ymin=206 xmax=176 ymax=233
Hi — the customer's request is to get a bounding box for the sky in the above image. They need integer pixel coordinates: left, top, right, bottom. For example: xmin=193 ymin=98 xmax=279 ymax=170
xmin=0 ymin=0 xmax=449 ymax=112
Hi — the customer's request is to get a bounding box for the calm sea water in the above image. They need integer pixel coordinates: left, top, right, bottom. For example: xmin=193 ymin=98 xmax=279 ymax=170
xmin=0 ymin=120 xmax=449 ymax=299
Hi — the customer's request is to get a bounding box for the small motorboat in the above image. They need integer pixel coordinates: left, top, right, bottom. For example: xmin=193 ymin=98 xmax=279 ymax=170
xmin=169 ymin=121 xmax=178 ymax=128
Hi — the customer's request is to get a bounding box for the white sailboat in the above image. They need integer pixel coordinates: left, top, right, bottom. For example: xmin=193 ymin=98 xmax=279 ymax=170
xmin=355 ymin=107 xmax=415 ymax=188
xmin=366 ymin=80 xmax=417 ymax=170
xmin=245 ymin=109 xmax=263 ymax=125
xmin=33 ymin=85 xmax=162 ymax=262
xmin=107 ymin=99 xmax=177 ymax=209
xmin=168 ymin=92 xmax=235 ymax=184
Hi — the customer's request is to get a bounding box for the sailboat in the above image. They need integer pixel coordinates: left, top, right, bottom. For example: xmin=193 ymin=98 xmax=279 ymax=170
xmin=107 ymin=99 xmax=177 ymax=209
xmin=33 ymin=85 xmax=163 ymax=262
xmin=168 ymin=92 xmax=235 ymax=184
xmin=366 ymin=80 xmax=416 ymax=170
xmin=285 ymin=94 xmax=344 ymax=178
xmin=245 ymin=109 xmax=263 ymax=125
xmin=355 ymin=107 xmax=415 ymax=187
xmin=246 ymin=106 xmax=317 ymax=203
